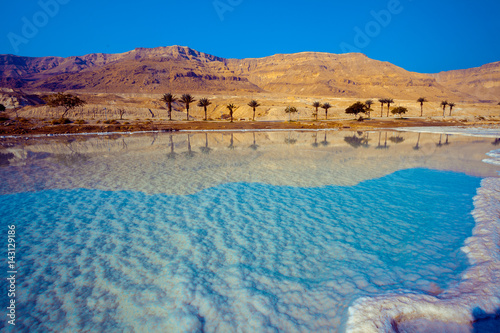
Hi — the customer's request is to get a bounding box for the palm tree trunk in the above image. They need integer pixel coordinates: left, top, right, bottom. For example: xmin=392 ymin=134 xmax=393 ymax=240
xmin=253 ymin=108 xmax=256 ymax=121
xmin=204 ymin=106 xmax=207 ymax=121
xmin=325 ymin=111 xmax=328 ymax=120
xmin=380 ymin=104 xmax=383 ymax=117
xmin=420 ymin=104 xmax=423 ymax=117
xmin=386 ymin=104 xmax=390 ymax=117
xmin=186 ymin=107 xmax=189 ymax=120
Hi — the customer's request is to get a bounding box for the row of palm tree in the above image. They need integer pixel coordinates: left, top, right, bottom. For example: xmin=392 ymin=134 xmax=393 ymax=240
xmin=162 ymin=93 xmax=458 ymax=121
xmin=312 ymin=102 xmax=332 ymax=120
xmin=377 ymin=98 xmax=395 ymax=117
xmin=440 ymin=100 xmax=456 ymax=116
xmin=161 ymin=93 xmax=263 ymax=121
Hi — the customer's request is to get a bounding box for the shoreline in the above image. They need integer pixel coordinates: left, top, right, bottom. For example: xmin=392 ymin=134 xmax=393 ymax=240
xmin=1 ymin=117 xmax=498 ymax=138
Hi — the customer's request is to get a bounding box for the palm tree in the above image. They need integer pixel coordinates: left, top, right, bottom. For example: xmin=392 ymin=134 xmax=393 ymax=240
xmin=441 ymin=100 xmax=448 ymax=117
xmin=417 ymin=97 xmax=427 ymax=117
xmin=321 ymin=103 xmax=332 ymax=120
xmin=248 ymin=100 xmax=260 ymax=121
xmin=179 ymin=94 xmax=196 ymax=120
xmin=161 ymin=93 xmax=177 ymax=121
xmin=448 ymin=102 xmax=456 ymax=116
xmin=197 ymin=98 xmax=212 ymax=121
xmin=386 ymin=98 xmax=394 ymax=117
xmin=284 ymin=106 xmax=298 ymax=122
xmin=378 ymin=98 xmax=386 ymax=117
xmin=312 ymin=101 xmax=321 ymax=120
xmin=226 ymin=103 xmax=237 ymax=122
xmin=365 ymin=99 xmax=374 ymax=118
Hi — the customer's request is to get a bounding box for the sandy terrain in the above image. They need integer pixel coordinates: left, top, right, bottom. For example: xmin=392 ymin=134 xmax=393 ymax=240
xmin=0 ymin=92 xmax=498 ymax=137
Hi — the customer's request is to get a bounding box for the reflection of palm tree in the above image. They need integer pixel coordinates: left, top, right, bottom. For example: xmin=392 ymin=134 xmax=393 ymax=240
xmin=184 ymin=134 xmax=196 ymax=158
xmin=312 ymin=132 xmax=319 ymax=148
xmin=228 ymin=133 xmax=236 ymax=150
xmin=200 ymin=133 xmax=212 ymax=154
xmin=321 ymin=131 xmax=329 ymax=146
xmin=444 ymin=134 xmax=450 ymax=145
xmin=151 ymin=133 xmax=158 ymax=146
xmin=363 ymin=132 xmax=370 ymax=147
xmin=436 ymin=134 xmax=443 ymax=147
xmin=375 ymin=132 xmax=390 ymax=149
xmin=284 ymin=131 xmax=297 ymax=145
xmin=413 ymin=133 xmax=421 ymax=150
xmin=249 ymin=132 xmax=259 ymax=150
xmin=167 ymin=135 xmax=177 ymax=159
xmin=492 ymin=138 xmax=500 ymax=146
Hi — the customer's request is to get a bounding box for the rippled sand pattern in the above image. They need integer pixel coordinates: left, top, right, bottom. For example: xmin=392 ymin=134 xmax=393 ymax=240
xmin=0 ymin=169 xmax=480 ymax=332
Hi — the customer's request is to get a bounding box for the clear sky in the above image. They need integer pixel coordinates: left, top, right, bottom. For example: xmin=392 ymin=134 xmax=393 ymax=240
xmin=2 ymin=0 xmax=499 ymax=73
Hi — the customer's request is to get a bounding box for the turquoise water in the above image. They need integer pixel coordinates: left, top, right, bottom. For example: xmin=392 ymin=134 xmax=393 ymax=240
xmin=0 ymin=168 xmax=480 ymax=331
xmin=0 ymin=131 xmax=497 ymax=332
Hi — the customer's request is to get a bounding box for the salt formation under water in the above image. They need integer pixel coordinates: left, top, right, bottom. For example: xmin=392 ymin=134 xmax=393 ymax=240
xmin=0 ymin=130 xmax=498 ymax=332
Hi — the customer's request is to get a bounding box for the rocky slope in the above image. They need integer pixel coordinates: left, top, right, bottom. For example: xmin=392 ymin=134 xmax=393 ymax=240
xmin=0 ymin=46 xmax=497 ymax=102
xmin=430 ymin=61 xmax=500 ymax=102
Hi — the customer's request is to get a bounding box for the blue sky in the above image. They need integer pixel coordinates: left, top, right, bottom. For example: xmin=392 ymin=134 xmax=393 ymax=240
xmin=2 ymin=0 xmax=499 ymax=73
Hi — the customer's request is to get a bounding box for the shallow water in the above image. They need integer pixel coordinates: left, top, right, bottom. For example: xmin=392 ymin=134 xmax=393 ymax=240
xmin=0 ymin=130 xmax=498 ymax=332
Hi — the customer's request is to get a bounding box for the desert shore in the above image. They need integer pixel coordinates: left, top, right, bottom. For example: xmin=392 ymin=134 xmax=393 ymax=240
xmin=1 ymin=117 xmax=499 ymax=137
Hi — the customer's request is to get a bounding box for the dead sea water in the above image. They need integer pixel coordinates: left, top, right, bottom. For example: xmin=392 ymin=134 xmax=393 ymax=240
xmin=0 ymin=130 xmax=498 ymax=332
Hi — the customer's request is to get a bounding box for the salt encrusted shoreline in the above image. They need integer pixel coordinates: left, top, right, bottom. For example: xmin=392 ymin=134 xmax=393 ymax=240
xmin=346 ymin=173 xmax=500 ymax=332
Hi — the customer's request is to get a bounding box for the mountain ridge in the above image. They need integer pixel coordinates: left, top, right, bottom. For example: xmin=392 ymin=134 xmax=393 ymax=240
xmin=0 ymin=46 xmax=498 ymax=102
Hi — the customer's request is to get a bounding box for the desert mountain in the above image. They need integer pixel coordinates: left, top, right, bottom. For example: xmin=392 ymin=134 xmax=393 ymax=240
xmin=431 ymin=61 xmax=500 ymax=102
xmin=0 ymin=46 xmax=497 ymax=102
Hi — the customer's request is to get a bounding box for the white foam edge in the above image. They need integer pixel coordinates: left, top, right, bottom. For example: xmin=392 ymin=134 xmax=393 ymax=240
xmin=394 ymin=126 xmax=500 ymax=138
xmin=345 ymin=175 xmax=500 ymax=332
xmin=0 ymin=128 xmax=340 ymax=139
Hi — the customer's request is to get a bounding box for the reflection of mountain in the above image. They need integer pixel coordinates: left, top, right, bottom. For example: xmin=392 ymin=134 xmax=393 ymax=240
xmin=0 ymin=131 xmax=497 ymax=195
